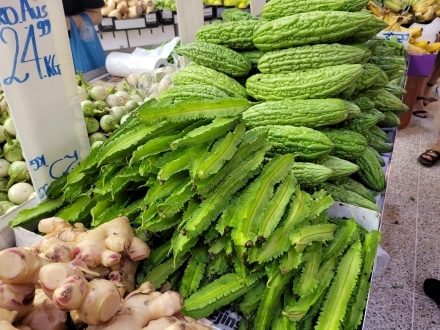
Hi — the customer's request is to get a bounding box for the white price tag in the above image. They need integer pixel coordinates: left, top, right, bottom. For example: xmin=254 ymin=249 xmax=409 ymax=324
xmin=0 ymin=0 xmax=90 ymax=201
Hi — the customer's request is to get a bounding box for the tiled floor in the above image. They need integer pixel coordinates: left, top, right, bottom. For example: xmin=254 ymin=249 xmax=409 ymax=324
xmin=363 ymin=104 xmax=440 ymax=329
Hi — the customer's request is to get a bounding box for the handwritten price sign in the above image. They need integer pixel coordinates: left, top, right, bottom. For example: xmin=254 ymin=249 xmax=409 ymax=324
xmin=0 ymin=0 xmax=90 ymax=201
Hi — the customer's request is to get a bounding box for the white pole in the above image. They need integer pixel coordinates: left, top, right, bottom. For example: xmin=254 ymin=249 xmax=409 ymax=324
xmin=176 ymin=0 xmax=204 ymax=45
xmin=250 ymin=0 xmax=266 ymax=16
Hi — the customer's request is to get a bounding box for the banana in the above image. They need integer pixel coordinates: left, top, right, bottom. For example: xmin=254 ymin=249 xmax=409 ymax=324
xmin=383 ymin=15 xmax=404 ymax=31
xmin=384 ymin=0 xmax=404 ymax=12
xmin=400 ymin=25 xmax=424 ymax=38
xmin=412 ymin=0 xmax=437 ymax=14
xmin=410 ymin=38 xmax=430 ymax=48
xmin=407 ymin=42 xmax=428 ymax=54
xmin=425 ymin=42 xmax=440 ymax=53
xmin=367 ymin=0 xmax=389 ymax=17
xmin=415 ymin=5 xmax=436 ymax=22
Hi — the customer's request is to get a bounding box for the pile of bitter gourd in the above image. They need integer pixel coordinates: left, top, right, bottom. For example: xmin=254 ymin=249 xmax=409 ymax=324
xmin=9 ymin=0 xmax=412 ymax=329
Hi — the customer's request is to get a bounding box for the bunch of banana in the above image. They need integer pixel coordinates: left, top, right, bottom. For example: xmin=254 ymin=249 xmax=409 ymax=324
xmin=382 ymin=14 xmax=440 ymax=53
xmin=202 ymin=0 xmax=249 ymax=7
xmin=367 ymin=0 xmax=415 ymax=25
xmin=383 ymin=0 xmax=440 ymax=22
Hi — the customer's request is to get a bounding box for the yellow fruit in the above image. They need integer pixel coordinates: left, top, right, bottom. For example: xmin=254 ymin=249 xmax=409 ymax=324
xmin=407 ymin=43 xmax=428 ymax=54
xmin=410 ymin=39 xmax=430 ymax=48
xmin=384 ymin=0 xmax=404 ymax=12
xmin=425 ymin=42 xmax=440 ymax=53
xmin=408 ymin=27 xmax=423 ymax=38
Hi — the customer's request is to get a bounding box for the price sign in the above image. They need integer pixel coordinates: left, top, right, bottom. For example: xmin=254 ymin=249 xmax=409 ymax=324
xmin=0 ymin=0 xmax=90 ymax=201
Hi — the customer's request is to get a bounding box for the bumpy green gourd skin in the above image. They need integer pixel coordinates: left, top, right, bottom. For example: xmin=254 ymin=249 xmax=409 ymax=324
xmin=354 ymin=147 xmax=387 ymax=192
xmin=172 ymin=64 xmax=248 ymax=98
xmin=176 ymin=42 xmax=252 ymax=78
xmin=343 ymin=100 xmax=361 ymax=119
xmin=252 ymin=11 xmax=372 ymax=51
xmin=221 ymin=8 xmax=259 ymax=21
xmin=345 ymin=15 xmax=389 ymax=43
xmin=242 ymin=98 xmax=348 ymax=128
xmin=340 ymin=111 xmax=381 ymax=133
xmin=263 ymin=125 xmax=334 ymax=160
xmin=158 ymin=84 xmax=230 ymax=102
xmin=330 ymin=177 xmax=377 ymax=203
xmin=369 ymin=55 xmax=406 ymax=80
xmin=257 ymin=44 xmax=367 ymax=73
xmin=195 ymin=20 xmax=262 ymax=50
xmin=245 ymin=64 xmax=363 ymax=101
xmin=368 ymin=67 xmax=389 ymax=90
xmin=315 ymin=155 xmax=359 ymax=179
xmin=365 ymin=131 xmax=393 ymax=154
xmin=292 ymin=162 xmax=334 ymax=187
xmin=340 ymin=0 xmax=369 ymax=11
xmin=240 ymin=49 xmax=265 ymax=67
xmin=348 ymin=95 xmax=376 ymax=112
xmin=260 ymin=0 xmax=346 ymax=20
xmin=377 ymin=111 xmax=401 ymax=127
xmin=353 ymin=63 xmax=383 ymax=93
xmin=319 ymin=182 xmax=380 ymax=211
xmin=384 ymin=82 xmax=407 ymax=97
xmin=361 ymin=89 xmax=409 ymax=112
xmin=320 ymin=128 xmax=368 ymax=161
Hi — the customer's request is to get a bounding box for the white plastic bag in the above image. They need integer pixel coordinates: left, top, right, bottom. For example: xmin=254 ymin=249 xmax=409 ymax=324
xmin=373 ymin=244 xmax=390 ymax=276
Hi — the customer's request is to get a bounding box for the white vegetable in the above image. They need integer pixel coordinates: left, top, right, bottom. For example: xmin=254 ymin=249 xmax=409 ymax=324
xmin=8 ymin=182 xmax=35 ymax=205
xmin=90 ymin=85 xmax=109 ymax=102
xmin=0 ymin=125 xmax=6 ymax=144
xmin=0 ymin=158 xmax=11 ymax=178
xmin=105 ymin=94 xmax=122 ymax=107
xmin=3 ymin=117 xmax=16 ymax=137
xmin=77 ymin=86 xmax=88 ymax=101
xmin=114 ymin=90 xmax=131 ymax=105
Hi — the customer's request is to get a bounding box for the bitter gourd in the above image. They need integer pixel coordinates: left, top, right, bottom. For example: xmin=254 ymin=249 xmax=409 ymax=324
xmin=195 ymin=20 xmax=262 ymax=50
xmin=263 ymin=125 xmax=335 ymax=160
xmin=172 ymin=64 xmax=248 ymax=98
xmin=320 ymin=128 xmax=368 ymax=161
xmin=176 ymin=42 xmax=252 ymax=77
xmin=354 ymin=146 xmax=387 ymax=192
xmin=242 ymin=98 xmax=349 ymax=128
xmin=316 ymin=155 xmax=359 ymax=179
xmin=246 ymin=64 xmax=363 ymax=101
xmin=257 ymin=43 xmax=367 ymax=73
xmin=158 ymin=84 xmax=230 ymax=102
xmin=361 ymin=89 xmax=409 ymax=112
xmin=253 ymin=11 xmax=372 ymax=51
xmin=260 ymin=0 xmax=347 ymax=20
xmin=291 ymin=162 xmax=334 ymax=188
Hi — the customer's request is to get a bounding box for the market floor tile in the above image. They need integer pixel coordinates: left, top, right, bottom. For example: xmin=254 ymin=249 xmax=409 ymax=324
xmin=363 ymin=102 xmax=440 ymax=329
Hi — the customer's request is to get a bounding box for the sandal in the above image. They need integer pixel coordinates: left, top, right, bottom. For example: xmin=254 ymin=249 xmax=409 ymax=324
xmin=422 ymin=82 xmax=439 ymax=106
xmin=413 ymin=96 xmax=429 ymax=118
xmin=418 ymin=149 xmax=440 ymax=167
xmin=423 ymin=278 xmax=440 ymax=307
xmin=413 ymin=110 xmax=428 ymax=118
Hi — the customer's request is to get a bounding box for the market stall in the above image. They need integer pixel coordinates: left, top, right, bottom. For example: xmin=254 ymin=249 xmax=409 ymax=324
xmin=0 ymin=0 xmax=439 ymax=328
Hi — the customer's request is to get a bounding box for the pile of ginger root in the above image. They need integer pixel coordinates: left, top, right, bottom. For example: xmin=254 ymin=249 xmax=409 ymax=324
xmin=0 ymin=216 xmax=212 ymax=330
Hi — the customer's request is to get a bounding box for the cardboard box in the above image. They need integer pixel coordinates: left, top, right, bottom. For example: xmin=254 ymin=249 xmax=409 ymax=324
xmin=407 ymin=54 xmax=437 ymax=77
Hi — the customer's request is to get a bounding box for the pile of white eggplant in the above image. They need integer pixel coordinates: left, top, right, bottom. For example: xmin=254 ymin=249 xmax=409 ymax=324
xmin=0 ymin=65 xmax=176 ymax=215
xmin=77 ymin=66 xmax=176 ymax=149
xmin=0 ymin=90 xmax=35 ymax=215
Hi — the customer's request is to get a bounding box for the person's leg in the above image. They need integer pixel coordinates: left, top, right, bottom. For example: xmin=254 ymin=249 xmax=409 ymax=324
xmin=422 ymin=64 xmax=440 ymax=102
xmin=422 ymin=54 xmax=440 ymax=103
xmin=413 ymin=76 xmax=430 ymax=118
xmin=418 ymin=133 xmax=440 ymax=166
